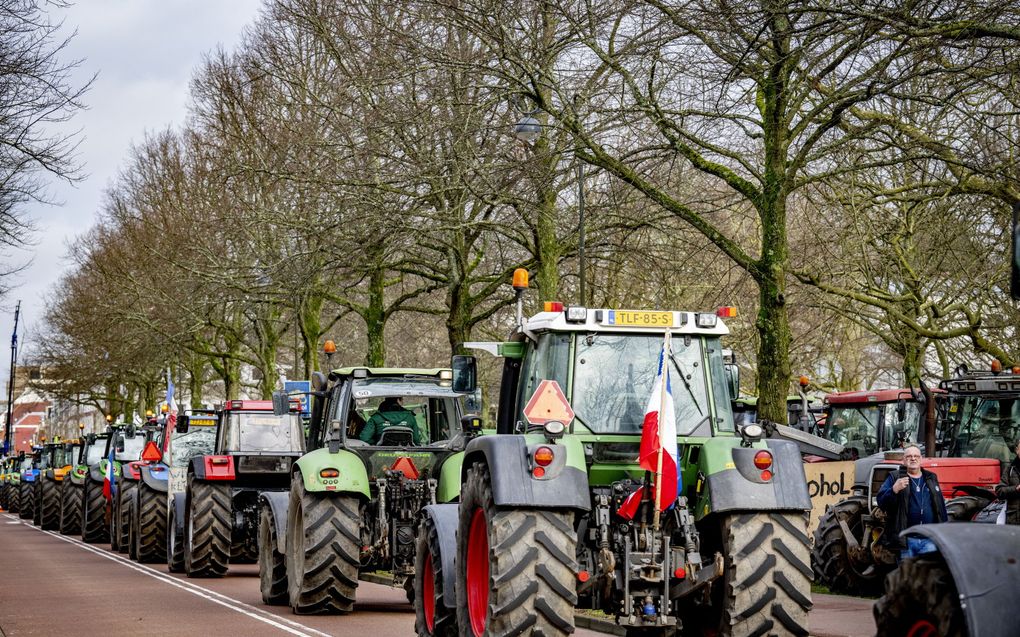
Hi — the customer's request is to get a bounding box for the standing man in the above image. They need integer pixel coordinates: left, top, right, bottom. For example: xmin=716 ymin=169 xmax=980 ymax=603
xmin=876 ymin=445 xmax=948 ymax=558
xmin=995 ymin=438 xmax=1020 ymax=525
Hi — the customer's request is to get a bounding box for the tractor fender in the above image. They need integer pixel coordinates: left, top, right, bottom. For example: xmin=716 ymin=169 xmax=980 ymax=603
xmin=462 ymin=435 xmax=590 ymax=511
xmin=293 ymin=447 xmax=370 ymax=498
xmin=422 ymin=503 xmax=460 ymax=609
xmin=69 ymin=467 xmax=87 ymax=486
xmin=259 ymin=491 xmax=289 ymax=554
xmin=902 ymin=524 xmax=1020 ymax=637
xmin=88 ymin=463 xmax=105 ymax=484
xmin=700 ymin=439 xmax=811 ymax=515
xmin=140 ymin=464 xmax=169 ymax=493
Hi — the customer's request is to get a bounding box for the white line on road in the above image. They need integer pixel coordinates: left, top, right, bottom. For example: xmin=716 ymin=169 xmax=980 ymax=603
xmin=5 ymin=514 xmax=332 ymax=637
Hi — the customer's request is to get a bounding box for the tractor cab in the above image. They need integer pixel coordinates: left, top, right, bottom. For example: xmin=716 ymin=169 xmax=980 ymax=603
xmin=938 ymin=368 xmax=1020 ymax=465
xmin=819 ymin=388 xmax=932 ymax=459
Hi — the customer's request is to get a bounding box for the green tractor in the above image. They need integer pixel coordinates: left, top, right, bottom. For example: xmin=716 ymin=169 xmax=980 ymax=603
xmin=1 ymin=454 xmax=22 ymax=513
xmin=34 ymin=438 xmax=81 ymax=530
xmin=79 ymin=424 xmax=147 ymax=543
xmin=264 ymin=366 xmax=477 ymax=614
xmin=60 ymin=431 xmax=107 ymax=536
xmin=417 ymin=280 xmax=813 ymax=636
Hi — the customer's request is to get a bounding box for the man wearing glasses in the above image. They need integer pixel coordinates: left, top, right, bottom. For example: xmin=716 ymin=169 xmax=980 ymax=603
xmin=876 ymin=445 xmax=949 ymax=560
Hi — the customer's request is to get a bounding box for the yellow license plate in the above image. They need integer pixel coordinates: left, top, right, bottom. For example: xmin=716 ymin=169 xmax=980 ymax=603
xmin=190 ymin=418 xmax=217 ymax=427
xmin=603 ymin=310 xmax=674 ymax=327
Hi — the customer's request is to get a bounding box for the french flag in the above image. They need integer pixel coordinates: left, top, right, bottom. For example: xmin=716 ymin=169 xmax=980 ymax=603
xmin=103 ymin=441 xmax=117 ymax=501
xmin=619 ymin=334 xmax=680 ymax=519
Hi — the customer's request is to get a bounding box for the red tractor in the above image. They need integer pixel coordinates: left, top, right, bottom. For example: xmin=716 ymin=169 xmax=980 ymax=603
xmin=812 ymin=379 xmax=1006 ymax=595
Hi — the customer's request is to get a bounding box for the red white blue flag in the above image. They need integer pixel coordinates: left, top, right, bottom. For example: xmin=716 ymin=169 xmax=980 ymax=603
xmin=103 ymin=441 xmax=116 ymax=501
xmin=619 ymin=333 xmax=680 ymax=519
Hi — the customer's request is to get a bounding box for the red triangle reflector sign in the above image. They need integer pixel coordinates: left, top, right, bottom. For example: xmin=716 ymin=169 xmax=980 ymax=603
xmin=141 ymin=441 xmax=162 ymax=462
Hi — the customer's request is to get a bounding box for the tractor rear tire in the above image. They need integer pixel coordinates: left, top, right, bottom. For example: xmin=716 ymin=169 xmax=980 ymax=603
xmin=134 ymin=482 xmax=167 ymax=563
xmin=873 ymin=556 xmax=965 ymax=637
xmin=259 ymin=506 xmax=288 ymax=605
xmin=456 ymin=461 xmax=577 ymax=637
xmin=7 ymin=483 xmax=19 ymax=514
xmin=718 ymin=512 xmax=813 ymax=637
xmin=40 ymin=478 xmax=60 ymax=530
xmin=18 ymin=481 xmax=34 ymax=520
xmin=946 ymin=495 xmax=989 ymax=522
xmin=81 ymin=479 xmax=109 ymax=543
xmin=286 ymin=471 xmax=360 ymax=614
xmin=812 ymin=496 xmax=884 ymax=596
xmin=32 ymin=481 xmax=43 ymax=526
xmin=59 ymin=481 xmax=82 ymax=535
xmin=415 ymin=513 xmax=456 ymax=637
xmin=231 ymin=538 xmax=259 ymax=564
xmin=167 ymin=502 xmax=185 ymax=573
xmin=112 ymin=482 xmax=135 ymax=553
xmin=184 ymin=477 xmax=231 ymax=578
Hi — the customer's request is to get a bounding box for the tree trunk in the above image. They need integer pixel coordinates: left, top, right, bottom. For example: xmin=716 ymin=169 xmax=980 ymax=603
xmin=365 ymin=266 xmax=386 ymax=366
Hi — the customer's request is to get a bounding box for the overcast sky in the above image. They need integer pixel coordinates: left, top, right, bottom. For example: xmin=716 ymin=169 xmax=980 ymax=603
xmin=0 ymin=0 xmax=262 ymax=390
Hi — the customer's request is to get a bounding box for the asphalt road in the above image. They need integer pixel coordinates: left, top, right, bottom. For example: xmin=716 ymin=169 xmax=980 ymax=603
xmin=0 ymin=511 xmax=875 ymax=637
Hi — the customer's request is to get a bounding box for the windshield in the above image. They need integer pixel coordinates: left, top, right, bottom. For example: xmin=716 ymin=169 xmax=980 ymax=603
xmin=116 ymin=434 xmax=146 ymax=462
xmin=19 ymin=458 xmax=32 ymax=472
xmin=224 ymin=412 xmax=304 ymax=453
xmin=85 ymin=442 xmax=105 ymax=465
xmin=941 ymin=395 xmax=1019 ymax=463
xmin=338 ymin=378 xmax=465 ymax=445
xmin=824 ymin=405 xmax=881 ymax=456
xmin=169 ymin=427 xmax=216 ymax=467
xmin=570 ymin=333 xmax=713 ymax=435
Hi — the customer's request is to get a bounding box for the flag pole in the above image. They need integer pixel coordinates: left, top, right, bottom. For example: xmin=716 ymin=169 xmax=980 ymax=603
xmin=653 ymin=330 xmax=670 ymax=531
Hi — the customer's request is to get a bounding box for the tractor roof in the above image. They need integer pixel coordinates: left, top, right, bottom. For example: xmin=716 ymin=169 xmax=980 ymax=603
xmin=329 ymin=367 xmax=452 ymax=379
xmin=824 ymin=388 xmax=942 ymax=405
xmin=940 ymin=372 xmax=1020 ymax=396
xmin=523 ymin=308 xmax=730 ymax=336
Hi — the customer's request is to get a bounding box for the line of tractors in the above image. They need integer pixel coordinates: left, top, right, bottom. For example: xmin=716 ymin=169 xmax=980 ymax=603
xmin=0 ymin=270 xmax=1016 ymax=637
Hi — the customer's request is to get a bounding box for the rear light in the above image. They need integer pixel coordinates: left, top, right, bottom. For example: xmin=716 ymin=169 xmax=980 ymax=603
xmin=210 ymin=457 xmax=230 ymax=465
xmin=577 ymin=571 xmax=590 ymax=582
xmin=534 ymin=446 xmax=554 ymax=467
xmin=543 ymin=301 xmax=564 ymax=313
xmin=320 ymin=468 xmax=339 ymax=479
xmin=716 ymin=306 xmax=737 ymax=318
xmin=753 ymin=450 xmax=773 ymax=470
xmin=533 ymin=467 xmax=546 ymax=478
xmin=673 ymin=567 xmax=687 ymax=579
xmin=760 ymin=469 xmax=773 ymax=481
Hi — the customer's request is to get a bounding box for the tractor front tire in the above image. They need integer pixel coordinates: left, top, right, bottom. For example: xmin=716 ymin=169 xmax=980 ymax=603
xmin=32 ymin=481 xmax=43 ymax=526
xmin=167 ymin=502 xmax=185 ymax=573
xmin=286 ymin=471 xmax=360 ymax=614
xmin=415 ymin=513 xmax=457 ymax=637
xmin=81 ymin=480 xmax=109 ymax=543
xmin=40 ymin=478 xmax=60 ymax=530
xmin=18 ymin=481 xmax=34 ymax=520
xmin=812 ymin=496 xmax=884 ymax=596
xmin=456 ymin=461 xmax=577 ymax=637
xmin=184 ymin=477 xmax=231 ymax=578
xmin=873 ymin=556 xmax=965 ymax=637
xmin=134 ymin=482 xmax=167 ymax=563
xmin=946 ymin=495 xmax=989 ymax=522
xmin=719 ymin=512 xmax=813 ymax=637
xmin=59 ymin=481 xmax=82 ymax=535
xmin=259 ymin=506 xmax=288 ymax=604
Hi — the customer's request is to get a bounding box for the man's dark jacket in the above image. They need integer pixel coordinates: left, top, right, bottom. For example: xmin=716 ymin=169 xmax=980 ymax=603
xmin=995 ymin=455 xmax=1020 ymax=525
xmin=876 ymin=467 xmax=948 ymax=549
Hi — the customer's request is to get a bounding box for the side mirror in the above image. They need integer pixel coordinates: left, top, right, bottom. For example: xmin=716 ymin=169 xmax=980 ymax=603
xmin=175 ymin=415 xmax=190 ymax=434
xmin=452 ymin=355 xmax=477 ymax=393
xmin=896 ymin=398 xmax=907 ymax=423
xmin=272 ymin=391 xmax=290 ymax=416
xmin=115 ymin=433 xmax=126 ymax=453
xmin=311 ymin=371 xmax=328 ymax=392
xmin=327 ymin=419 xmax=344 ymax=453
xmin=724 ymin=363 xmax=740 ymax=402
xmin=126 ymin=425 xmax=136 ymax=438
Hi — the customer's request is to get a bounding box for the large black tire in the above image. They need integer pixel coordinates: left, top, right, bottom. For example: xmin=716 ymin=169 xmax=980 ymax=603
xmin=112 ymin=482 xmax=136 ymax=553
xmin=184 ymin=477 xmax=231 ymax=578
xmin=0 ymin=482 xmax=8 ymax=510
xmin=32 ymin=481 xmax=43 ymax=526
xmin=716 ymin=512 xmax=813 ymax=637
xmin=456 ymin=461 xmax=577 ymax=637
xmin=232 ymin=537 xmax=259 ymax=564
xmin=59 ymin=481 xmax=83 ymax=535
xmin=811 ymin=496 xmax=884 ymax=596
xmin=945 ymin=495 xmax=989 ymax=522
xmin=7 ymin=482 xmax=19 ymax=513
xmin=873 ymin=556 xmax=966 ymax=637
xmin=415 ymin=513 xmax=457 ymax=637
xmin=81 ymin=479 xmax=109 ymax=543
xmin=167 ymin=502 xmax=185 ymax=573
xmin=18 ymin=481 xmax=34 ymax=520
xmin=134 ymin=482 xmax=167 ymax=563
xmin=286 ymin=470 xmax=360 ymax=614
xmin=39 ymin=478 xmax=60 ymax=530
xmin=259 ymin=506 xmax=288 ymax=605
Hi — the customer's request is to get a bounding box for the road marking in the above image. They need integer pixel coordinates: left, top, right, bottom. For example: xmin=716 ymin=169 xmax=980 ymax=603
xmin=5 ymin=514 xmax=331 ymax=637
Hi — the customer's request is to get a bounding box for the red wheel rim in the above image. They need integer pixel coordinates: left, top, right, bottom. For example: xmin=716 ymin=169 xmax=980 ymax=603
xmin=423 ymin=553 xmax=436 ymax=631
xmin=466 ymin=507 xmax=489 ymax=637
xmin=907 ymin=620 xmax=938 ymax=637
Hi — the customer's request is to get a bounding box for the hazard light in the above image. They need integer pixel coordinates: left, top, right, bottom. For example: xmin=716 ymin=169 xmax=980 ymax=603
xmin=992 ymin=359 xmax=1003 ymax=374
xmin=716 ymin=306 xmax=737 ymax=318
xmin=320 ymin=468 xmax=339 ymax=478
xmin=141 ymin=442 xmax=162 ymax=463
xmin=753 ymin=450 xmax=773 ymax=470
xmin=544 ymin=301 xmax=564 ymax=312
xmin=512 ymin=268 xmax=529 ymax=290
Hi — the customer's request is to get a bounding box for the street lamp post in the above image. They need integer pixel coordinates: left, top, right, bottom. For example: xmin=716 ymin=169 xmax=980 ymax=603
xmin=514 ymin=111 xmax=587 ymax=305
